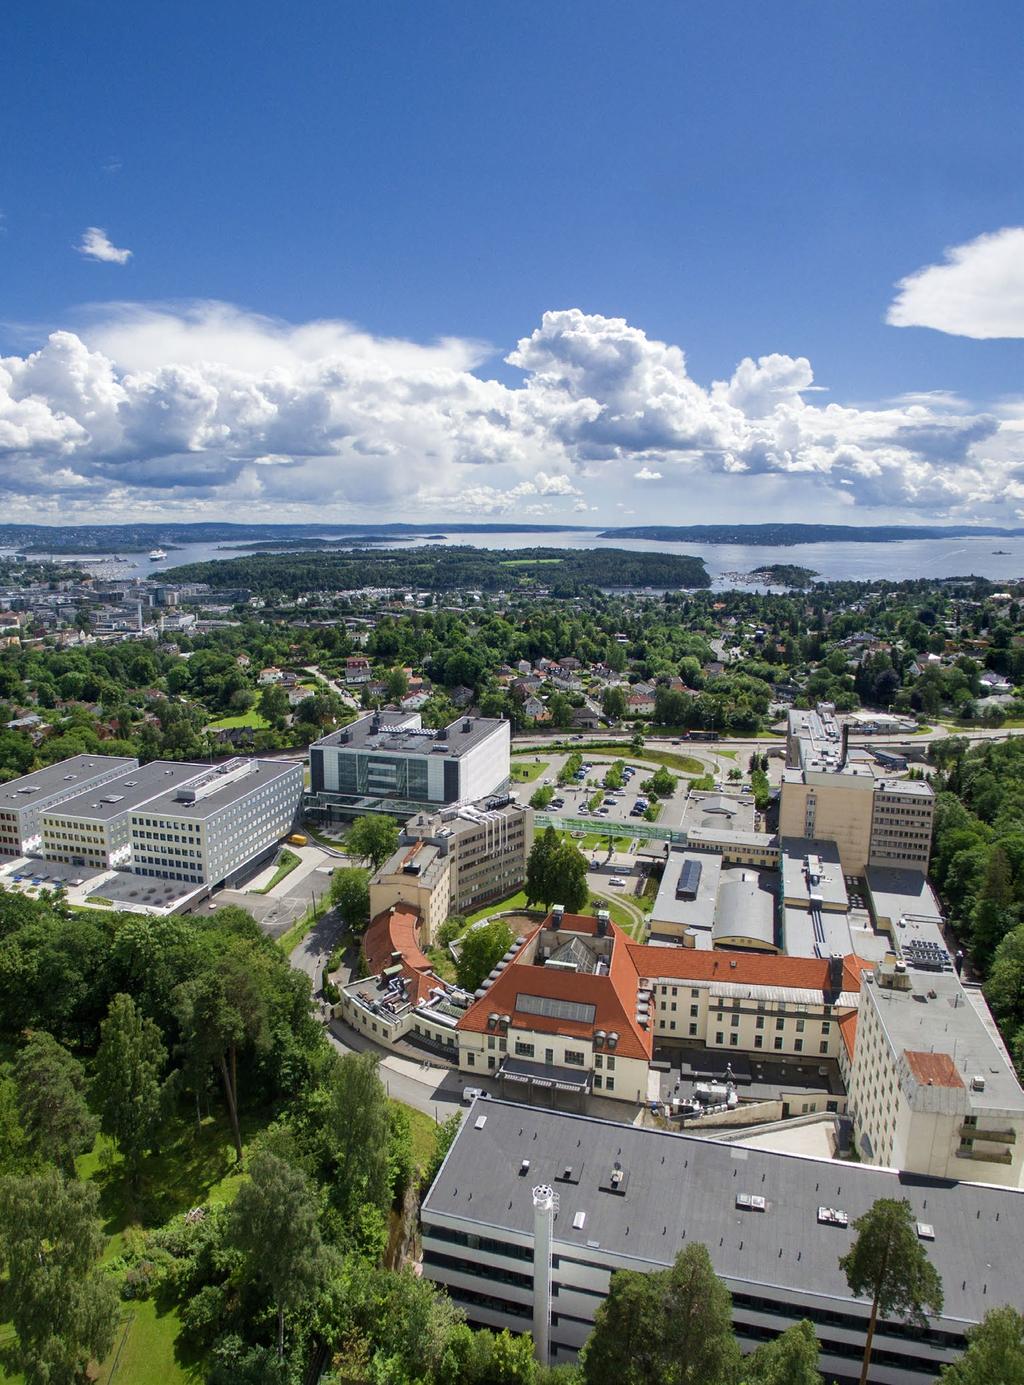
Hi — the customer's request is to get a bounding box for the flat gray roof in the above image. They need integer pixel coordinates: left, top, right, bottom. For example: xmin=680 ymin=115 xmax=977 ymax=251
xmin=425 ymin=1098 xmax=1024 ymax=1330
xmin=42 ymin=761 xmax=205 ymax=823
xmin=781 ymin=838 xmax=849 ymax=910
xmin=0 ymin=754 xmax=137 ymax=813
xmin=650 ymin=849 xmax=721 ymax=933
xmin=713 ymin=869 xmax=777 ymax=947
xmin=866 ymin=866 xmax=943 ymax=928
xmin=681 ymin=791 xmax=755 ymax=834
xmin=137 ymin=758 xmax=301 ymax=820
xmin=316 ymin=711 xmax=506 ymax=759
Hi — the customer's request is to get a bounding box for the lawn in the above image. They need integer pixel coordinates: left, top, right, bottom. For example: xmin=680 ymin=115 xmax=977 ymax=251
xmin=463 ymin=889 xmax=531 ymax=925
xmin=510 ymin=758 xmax=549 ymax=783
xmin=253 ymin=847 xmax=301 ymax=894
xmin=394 ymin=1099 xmax=441 ymax=1174
xmin=0 ymin=1113 xmax=255 ymax=1385
xmin=205 ymin=709 xmax=270 ymax=730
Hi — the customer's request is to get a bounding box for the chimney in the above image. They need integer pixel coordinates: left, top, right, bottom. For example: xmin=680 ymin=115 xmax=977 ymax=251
xmin=596 ymin=909 xmax=610 ymax=937
xmin=550 ymin=905 xmax=564 ymax=930
xmin=840 ymin=722 xmax=849 ymax=769
xmin=828 ymin=953 xmax=844 ymax=995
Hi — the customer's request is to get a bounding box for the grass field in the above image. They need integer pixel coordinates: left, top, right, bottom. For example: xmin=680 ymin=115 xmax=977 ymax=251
xmin=253 ymin=847 xmax=301 ymax=894
xmin=205 ymin=709 xmax=270 ymax=731
xmin=463 ymin=889 xmax=531 ymax=924
xmin=510 ymin=758 xmax=549 ymax=783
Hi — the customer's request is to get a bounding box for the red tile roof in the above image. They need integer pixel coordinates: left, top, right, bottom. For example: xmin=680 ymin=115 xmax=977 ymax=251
xmin=627 ymin=944 xmax=871 ymax=996
xmin=904 ymin=1050 xmax=964 ymax=1089
xmin=363 ymin=905 xmax=430 ymax=979
xmin=457 ymin=915 xmax=653 ymax=1060
xmin=838 ymin=1010 xmax=857 ymax=1058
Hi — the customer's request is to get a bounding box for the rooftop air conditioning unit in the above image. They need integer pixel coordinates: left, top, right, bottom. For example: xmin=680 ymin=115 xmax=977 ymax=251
xmin=971 ymin=1075 xmax=986 ymax=1092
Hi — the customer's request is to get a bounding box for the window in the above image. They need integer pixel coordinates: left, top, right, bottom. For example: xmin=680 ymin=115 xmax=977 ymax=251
xmin=689 ymin=1024 xmax=698 ymax=1037
xmin=755 ymin=1016 xmax=764 ymax=1030
xmin=731 ymin=1014 xmax=739 ymax=1028
xmin=776 ymin=1017 xmax=785 ymax=1031
xmin=514 ymin=1040 xmax=535 ymax=1058
xmin=821 ymin=1021 xmax=831 ymax=1034
xmin=564 ymin=1050 xmax=585 ymax=1066
xmin=819 ymin=1041 xmax=829 ymax=1055
xmin=754 ymin=1035 xmax=763 ymax=1049
xmin=795 ymin=1019 xmax=805 ymax=1033
xmin=605 ymin=1077 xmax=614 ymax=1091
xmin=729 ymin=1033 xmax=738 ymax=1046
xmin=467 ymin=1052 xmax=475 ymax=1066
xmin=690 ymin=1004 xmax=699 ymax=1017
xmin=594 ymin=1054 xmax=603 ymax=1069
xmin=606 ymin=1057 xmax=615 ymax=1071
xmin=716 ymin=1032 xmax=724 ymax=1045
xmin=593 ymin=1075 xmax=602 ymax=1089
xmin=773 ymin=1037 xmax=783 ymax=1051
xmin=794 ymin=1039 xmax=803 ymax=1053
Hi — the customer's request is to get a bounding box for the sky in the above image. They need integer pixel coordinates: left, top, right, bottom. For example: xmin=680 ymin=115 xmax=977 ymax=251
xmin=1 ymin=2 xmax=1022 ymax=529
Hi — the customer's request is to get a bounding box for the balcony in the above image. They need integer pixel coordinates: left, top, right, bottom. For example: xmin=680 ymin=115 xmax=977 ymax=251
xmin=956 ymin=1143 xmax=1014 ymax=1166
xmin=960 ymin=1123 xmax=1016 ymax=1144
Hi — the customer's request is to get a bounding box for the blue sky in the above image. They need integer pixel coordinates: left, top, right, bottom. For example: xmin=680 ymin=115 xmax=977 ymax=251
xmin=1 ymin=2 xmax=1022 ymax=527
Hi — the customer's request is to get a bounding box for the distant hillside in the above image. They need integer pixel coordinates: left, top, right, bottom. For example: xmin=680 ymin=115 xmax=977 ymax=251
xmin=599 ymin=523 xmax=1024 ymax=546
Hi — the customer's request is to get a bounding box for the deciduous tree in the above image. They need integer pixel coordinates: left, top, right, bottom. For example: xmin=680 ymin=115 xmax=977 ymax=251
xmin=346 ymin=814 xmax=399 ymax=871
xmin=228 ymin=1149 xmax=325 ymax=1359
xmin=941 ymin=1306 xmax=1024 ymax=1384
xmin=330 ymin=866 xmax=371 ymax=932
xmin=456 ymin=920 xmax=514 ymax=992
xmin=0 ymin=1168 xmax=118 ymax=1385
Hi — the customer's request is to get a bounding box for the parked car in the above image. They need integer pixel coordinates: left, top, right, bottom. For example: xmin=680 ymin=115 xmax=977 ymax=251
xmin=609 ymin=877 xmax=626 ymax=888
xmin=462 ymin=1087 xmax=490 ymax=1105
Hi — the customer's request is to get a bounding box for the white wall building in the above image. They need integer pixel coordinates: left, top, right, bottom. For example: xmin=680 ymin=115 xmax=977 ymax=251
xmin=0 ymin=753 xmax=138 ymax=857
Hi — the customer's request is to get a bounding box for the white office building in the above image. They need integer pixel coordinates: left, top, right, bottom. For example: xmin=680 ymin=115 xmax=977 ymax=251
xmin=308 ymin=711 xmax=510 ymax=819
xmin=130 ymin=758 xmax=303 ymax=886
xmin=0 ymin=754 xmax=138 ymax=858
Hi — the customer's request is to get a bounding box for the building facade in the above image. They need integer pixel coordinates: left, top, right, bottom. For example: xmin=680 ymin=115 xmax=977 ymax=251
xmin=308 ymin=711 xmax=510 ymax=820
xmin=403 ymin=799 xmax=534 ymax=914
xmin=421 ymin=1100 xmax=1024 ymax=1382
xmin=0 ymin=754 xmax=138 ymax=857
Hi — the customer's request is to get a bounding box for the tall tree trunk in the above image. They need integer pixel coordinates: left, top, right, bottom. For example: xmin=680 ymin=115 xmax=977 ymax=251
xmin=194 ymin=1088 xmax=202 ymax=1133
xmin=859 ymin=1294 xmax=880 ymax=1385
xmin=217 ymin=1050 xmax=243 ymax=1163
xmin=278 ymin=1304 xmax=285 ymax=1360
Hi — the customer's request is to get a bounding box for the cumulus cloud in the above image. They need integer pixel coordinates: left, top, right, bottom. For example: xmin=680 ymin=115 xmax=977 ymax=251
xmin=887 ymin=227 xmax=1024 ymax=339
xmin=0 ymin=300 xmax=1019 ymax=523
xmin=76 ymin=227 xmax=133 ymax=265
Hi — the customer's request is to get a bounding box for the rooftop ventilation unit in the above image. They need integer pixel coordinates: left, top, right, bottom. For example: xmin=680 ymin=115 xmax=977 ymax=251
xmin=572 ymin=1211 xmax=586 ymax=1230
xmin=971 ymin=1075 xmax=986 ymax=1092
xmin=917 ymin=1223 xmax=935 ymax=1240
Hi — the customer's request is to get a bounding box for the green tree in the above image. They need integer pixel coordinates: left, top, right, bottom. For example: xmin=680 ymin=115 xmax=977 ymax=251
xmin=941 ymin=1306 xmax=1024 ymax=1384
xmin=330 ymin=866 xmax=371 ymax=932
xmin=386 ymin=667 xmax=409 ymax=703
xmin=548 ymin=840 xmax=589 ymax=913
xmin=0 ymin=1168 xmax=119 ymax=1385
xmin=259 ymin=683 xmax=290 ymax=728
xmin=530 ymin=784 xmax=554 ymax=809
xmin=581 ymin=1243 xmax=739 ymax=1385
xmin=984 ymin=923 xmax=1024 ymax=1032
xmin=228 ymin=1149 xmax=325 ymax=1359
xmin=91 ymin=992 xmax=167 ymax=1181
xmin=548 ymin=692 xmax=573 ymax=729
xmin=840 ymin=1197 xmax=944 ymax=1385
xmin=742 ymin=1318 xmax=822 ymax=1384
xmin=456 ymin=920 xmax=515 ymax=991
xmin=601 ymin=686 xmax=627 ymax=721
xmin=347 ymin=814 xmax=399 ymax=870
xmin=13 ymin=1032 xmax=97 ymax=1177
xmin=318 ymin=1051 xmax=392 ymax=1226
xmin=526 ymin=826 xmax=560 ymax=906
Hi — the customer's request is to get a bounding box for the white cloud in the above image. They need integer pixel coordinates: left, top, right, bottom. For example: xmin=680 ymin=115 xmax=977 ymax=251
xmin=0 ymin=300 xmax=1019 ymax=523
xmin=76 ymin=227 xmax=133 ymax=265
xmin=887 ymin=228 xmax=1024 ymax=339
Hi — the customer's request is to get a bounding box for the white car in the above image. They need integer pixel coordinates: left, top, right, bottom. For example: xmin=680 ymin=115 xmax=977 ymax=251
xmin=609 ymin=877 xmax=626 ymax=888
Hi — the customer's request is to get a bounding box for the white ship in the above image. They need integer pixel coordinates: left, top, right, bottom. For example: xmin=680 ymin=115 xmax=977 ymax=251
xmin=149 ymin=548 xmax=167 ymax=561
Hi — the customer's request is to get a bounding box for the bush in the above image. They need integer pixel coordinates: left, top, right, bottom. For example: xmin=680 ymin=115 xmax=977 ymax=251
xmin=181 ymin=1282 xmax=230 ymax=1348
xmin=121 ymin=1258 xmax=162 ymax=1300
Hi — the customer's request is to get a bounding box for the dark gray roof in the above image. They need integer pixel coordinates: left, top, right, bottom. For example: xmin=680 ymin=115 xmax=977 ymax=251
xmin=316 ymin=712 xmax=506 ymax=758
xmin=424 ymin=1099 xmax=1024 ymax=1330
xmin=135 ymin=759 xmax=301 ymax=820
xmin=0 ymin=754 xmax=137 ymax=812
xmin=41 ymin=761 xmax=205 ymax=822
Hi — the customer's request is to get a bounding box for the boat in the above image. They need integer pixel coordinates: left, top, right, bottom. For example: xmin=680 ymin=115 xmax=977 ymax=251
xmin=149 ymin=548 xmax=167 ymax=561
xmin=992 ymin=549 xmax=1011 ymax=555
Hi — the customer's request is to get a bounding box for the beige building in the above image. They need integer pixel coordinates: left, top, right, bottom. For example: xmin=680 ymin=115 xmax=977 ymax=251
xmin=369 ymin=839 xmax=452 ymax=945
xmin=403 ymin=799 xmax=534 ymax=914
xmin=846 ymin=955 xmax=1024 ymax=1187
xmin=780 ymin=707 xmax=934 ymax=874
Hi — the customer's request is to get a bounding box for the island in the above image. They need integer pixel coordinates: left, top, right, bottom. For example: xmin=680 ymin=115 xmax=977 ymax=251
xmin=748 ymin=563 xmax=819 ymax=586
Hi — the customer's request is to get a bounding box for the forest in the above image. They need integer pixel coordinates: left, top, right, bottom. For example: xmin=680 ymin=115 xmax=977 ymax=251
xmin=162 ymin=546 xmax=712 ymax=596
